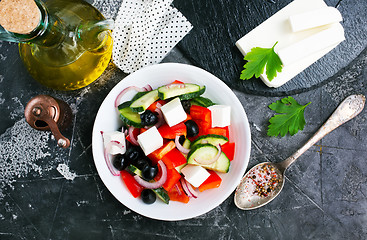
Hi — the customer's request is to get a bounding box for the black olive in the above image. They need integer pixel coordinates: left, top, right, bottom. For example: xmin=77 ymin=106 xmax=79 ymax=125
xmin=141 ymin=165 xmax=158 ymax=181
xmin=181 ymin=100 xmax=191 ymax=113
xmin=141 ymin=189 xmax=156 ymax=204
xmin=134 ymin=157 xmax=151 ymax=170
xmin=179 ymin=135 xmax=185 ymax=145
xmin=184 ymin=120 xmax=199 ymax=137
xmin=125 ymin=146 xmax=144 ymax=163
xmin=112 ymin=154 xmax=130 ymax=171
xmin=140 ymin=110 xmax=158 ymax=126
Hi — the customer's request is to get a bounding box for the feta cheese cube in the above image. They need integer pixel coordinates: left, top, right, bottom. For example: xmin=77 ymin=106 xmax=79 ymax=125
xmin=181 ymin=165 xmax=211 ymax=188
xmin=137 ymin=126 xmax=163 ymax=155
xmin=160 ymin=97 xmax=187 ymax=127
xmin=208 ymin=105 xmax=231 ymax=128
xmin=102 ymin=131 xmax=126 ymax=155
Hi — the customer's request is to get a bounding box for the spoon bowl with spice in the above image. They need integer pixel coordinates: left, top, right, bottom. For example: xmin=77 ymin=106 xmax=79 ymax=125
xmin=234 ymin=94 xmax=365 ymax=210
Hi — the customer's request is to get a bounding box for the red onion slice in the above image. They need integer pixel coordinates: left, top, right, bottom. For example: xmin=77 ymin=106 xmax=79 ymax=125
xmin=185 ymin=180 xmax=198 ymax=198
xmin=114 ymin=86 xmax=146 ymax=108
xmin=103 ymin=140 xmax=125 ymax=176
xmin=143 ymin=84 xmax=153 ymax=91
xmin=194 ymin=144 xmax=222 ymax=165
xmin=134 ymin=160 xmax=167 ymax=189
xmin=154 ymin=106 xmax=164 ymax=129
xmin=174 ymin=183 xmax=182 ymax=196
xmin=175 ymin=135 xmax=190 ymax=154
xmin=128 ymin=126 xmax=139 ymax=146
xmin=180 ymin=178 xmax=198 ymax=198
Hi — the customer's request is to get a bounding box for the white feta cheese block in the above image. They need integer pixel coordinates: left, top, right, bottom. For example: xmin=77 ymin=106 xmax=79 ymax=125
xmin=181 ymin=165 xmax=211 ymax=188
xmin=235 ymin=0 xmax=344 ymax=88
xmin=289 ymin=7 xmax=342 ymax=33
xmin=102 ymin=131 xmax=126 ymax=155
xmin=208 ymin=105 xmax=231 ymax=128
xmin=160 ymin=97 xmax=187 ymax=127
xmin=137 ymin=126 xmax=163 ymax=155
xmin=278 ymin=24 xmax=345 ymax=66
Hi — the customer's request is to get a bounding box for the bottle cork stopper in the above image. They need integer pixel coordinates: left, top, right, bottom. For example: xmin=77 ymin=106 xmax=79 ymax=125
xmin=0 ymin=0 xmax=41 ymax=34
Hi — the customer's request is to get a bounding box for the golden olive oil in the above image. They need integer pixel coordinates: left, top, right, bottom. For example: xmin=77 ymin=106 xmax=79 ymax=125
xmin=18 ymin=0 xmax=113 ymax=90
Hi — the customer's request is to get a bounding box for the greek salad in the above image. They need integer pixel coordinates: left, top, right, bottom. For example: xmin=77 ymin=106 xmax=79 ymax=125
xmin=101 ymin=80 xmax=236 ymax=205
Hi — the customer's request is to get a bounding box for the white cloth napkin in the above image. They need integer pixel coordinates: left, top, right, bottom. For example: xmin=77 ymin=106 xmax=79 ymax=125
xmin=112 ymin=0 xmax=193 ymax=73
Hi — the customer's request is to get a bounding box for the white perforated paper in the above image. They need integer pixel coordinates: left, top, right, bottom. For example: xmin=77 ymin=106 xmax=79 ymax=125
xmin=112 ymin=0 xmax=192 ymax=73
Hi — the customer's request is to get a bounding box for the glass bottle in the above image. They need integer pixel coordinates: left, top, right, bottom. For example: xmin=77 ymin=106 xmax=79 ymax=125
xmin=0 ymin=0 xmax=113 ymax=90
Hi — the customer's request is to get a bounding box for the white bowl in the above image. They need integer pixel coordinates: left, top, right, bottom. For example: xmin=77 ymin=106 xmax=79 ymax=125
xmin=92 ymin=63 xmax=251 ymax=221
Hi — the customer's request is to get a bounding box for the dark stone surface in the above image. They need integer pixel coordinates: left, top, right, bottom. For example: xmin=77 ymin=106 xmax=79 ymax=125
xmin=173 ymin=0 xmax=367 ymax=96
xmin=0 ymin=0 xmax=366 ymax=239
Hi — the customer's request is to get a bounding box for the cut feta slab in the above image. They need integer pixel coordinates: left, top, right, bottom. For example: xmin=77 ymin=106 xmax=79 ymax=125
xmin=208 ymin=105 xmax=231 ymax=128
xmin=160 ymin=97 xmax=187 ymax=127
xmin=102 ymin=131 xmax=126 ymax=155
xmin=235 ymin=0 xmax=344 ymax=88
xmin=289 ymin=7 xmax=342 ymax=33
xmin=137 ymin=126 xmax=163 ymax=155
xmin=278 ymin=24 xmax=345 ymax=66
xmin=181 ymin=165 xmax=210 ymax=188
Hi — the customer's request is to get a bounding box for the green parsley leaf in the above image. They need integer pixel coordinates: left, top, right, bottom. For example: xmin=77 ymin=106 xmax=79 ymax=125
xmin=240 ymin=42 xmax=283 ymax=81
xmin=267 ymin=97 xmax=311 ymax=137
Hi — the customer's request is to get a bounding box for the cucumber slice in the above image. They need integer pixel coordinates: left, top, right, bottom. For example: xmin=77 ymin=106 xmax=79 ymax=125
xmin=118 ymin=101 xmax=142 ymax=128
xmin=175 ymin=163 xmax=187 ymax=173
xmin=190 ymin=96 xmax=216 ymax=107
xmin=191 ymin=134 xmax=228 ymax=148
xmin=182 ymin=138 xmax=191 ymax=149
xmin=158 ymin=83 xmax=205 ymax=100
xmin=128 ymin=165 xmax=170 ymax=204
xmin=128 ymin=164 xmax=142 ymax=175
xmin=153 ymin=187 xmax=170 ymax=204
xmin=131 ymin=91 xmax=148 ymax=102
xmin=187 ymin=143 xmax=230 ymax=173
xmin=130 ymin=90 xmax=159 ymax=113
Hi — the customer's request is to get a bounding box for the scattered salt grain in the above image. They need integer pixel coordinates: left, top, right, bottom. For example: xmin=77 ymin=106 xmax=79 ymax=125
xmin=92 ymin=0 xmax=121 ymax=19
xmin=0 ymin=119 xmax=51 ymax=200
xmin=56 ymin=163 xmax=77 ymax=181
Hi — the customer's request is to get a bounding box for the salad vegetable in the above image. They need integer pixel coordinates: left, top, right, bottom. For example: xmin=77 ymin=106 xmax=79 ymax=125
xmin=102 ymin=81 xmax=236 ymax=205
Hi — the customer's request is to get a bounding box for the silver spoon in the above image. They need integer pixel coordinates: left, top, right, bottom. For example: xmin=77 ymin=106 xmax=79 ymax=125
xmin=235 ymin=94 xmax=366 ymax=210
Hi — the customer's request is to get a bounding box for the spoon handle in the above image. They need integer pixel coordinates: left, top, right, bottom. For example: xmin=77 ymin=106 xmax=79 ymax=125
xmin=277 ymin=94 xmax=365 ymax=172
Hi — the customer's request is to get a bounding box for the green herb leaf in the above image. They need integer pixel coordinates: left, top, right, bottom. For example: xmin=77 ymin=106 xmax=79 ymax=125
xmin=240 ymin=42 xmax=283 ymax=81
xmin=267 ymin=97 xmax=311 ymax=137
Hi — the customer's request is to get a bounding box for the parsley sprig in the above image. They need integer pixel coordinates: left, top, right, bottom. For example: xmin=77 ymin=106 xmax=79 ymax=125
xmin=240 ymin=42 xmax=283 ymax=81
xmin=267 ymin=97 xmax=311 ymax=137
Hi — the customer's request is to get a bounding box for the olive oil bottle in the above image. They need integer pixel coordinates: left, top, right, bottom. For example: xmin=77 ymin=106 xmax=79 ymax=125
xmin=0 ymin=0 xmax=113 ymax=90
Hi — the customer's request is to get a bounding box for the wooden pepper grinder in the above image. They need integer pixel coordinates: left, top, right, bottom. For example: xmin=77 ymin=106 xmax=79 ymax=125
xmin=24 ymin=95 xmax=72 ymax=148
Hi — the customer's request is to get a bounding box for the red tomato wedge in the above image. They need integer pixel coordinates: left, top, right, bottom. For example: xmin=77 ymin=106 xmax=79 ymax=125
xmin=221 ymin=142 xmax=235 ymax=161
xmin=147 ymin=100 xmax=166 ymax=112
xmin=167 ymin=182 xmax=190 ymax=203
xmin=162 ymin=148 xmax=187 ymax=168
xmin=120 ymin=170 xmax=144 ymax=198
xmin=125 ymin=127 xmax=140 ymax=145
xmin=158 ymin=122 xmax=187 ymax=139
xmin=148 ymin=141 xmax=176 ymax=164
xmin=205 ymin=126 xmax=229 ymax=138
xmin=198 ymin=170 xmax=222 ymax=192
xmin=155 ymin=165 xmax=181 ymax=191
xmin=170 ymin=80 xmax=185 ymax=84
xmin=190 ymin=105 xmax=211 ymax=123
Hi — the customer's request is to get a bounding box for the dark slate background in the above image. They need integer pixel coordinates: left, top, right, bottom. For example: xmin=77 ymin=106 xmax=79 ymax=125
xmin=0 ymin=0 xmax=366 ymax=239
